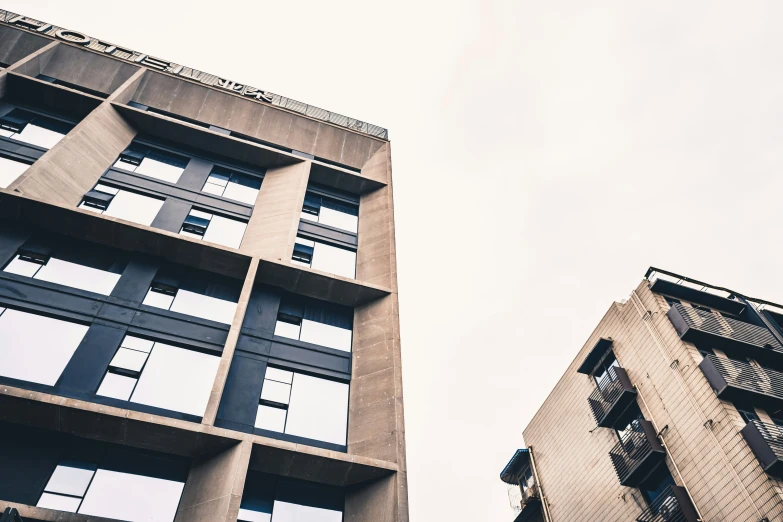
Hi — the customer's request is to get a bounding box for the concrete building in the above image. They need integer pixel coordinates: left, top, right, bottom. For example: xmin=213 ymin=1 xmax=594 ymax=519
xmin=0 ymin=9 xmax=407 ymax=522
xmin=501 ymin=268 xmax=783 ymax=522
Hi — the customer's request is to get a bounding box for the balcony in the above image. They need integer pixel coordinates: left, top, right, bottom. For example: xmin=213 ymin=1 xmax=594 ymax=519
xmin=667 ymin=303 xmax=782 ymax=361
xmin=609 ymin=420 xmax=666 ymax=487
xmin=506 ymin=482 xmax=542 ymax=522
xmin=635 ymin=485 xmax=699 ymax=522
xmin=588 ymin=366 xmax=637 ymax=428
xmin=699 ymin=354 xmax=783 ymax=411
xmin=741 ymin=420 xmax=783 ymax=478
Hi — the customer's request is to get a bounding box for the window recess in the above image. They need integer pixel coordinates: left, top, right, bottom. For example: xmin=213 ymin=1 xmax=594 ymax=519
xmin=291 ymin=236 xmax=356 ymax=279
xmin=0 ymin=108 xmax=72 ymax=149
xmin=79 ymin=183 xmax=165 ymax=227
xmin=202 ymin=166 xmax=262 ymax=206
xmin=0 ymin=154 xmax=30 ymax=188
xmin=113 ymin=143 xmax=188 ymax=184
xmin=273 ymin=295 xmax=353 ymax=352
xmin=179 ymin=208 xmax=247 ymax=249
xmin=300 ymin=192 xmax=359 ymax=234
xmin=142 ymin=275 xmax=238 ymax=325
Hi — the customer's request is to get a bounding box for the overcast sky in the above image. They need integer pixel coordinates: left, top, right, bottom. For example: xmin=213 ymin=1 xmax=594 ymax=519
xmin=10 ymin=1 xmax=783 ymax=520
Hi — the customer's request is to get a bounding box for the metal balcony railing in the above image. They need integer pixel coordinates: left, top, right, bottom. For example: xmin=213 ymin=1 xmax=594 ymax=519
xmin=668 ymin=303 xmax=782 ymax=354
xmin=587 ymin=366 xmax=637 ymax=428
xmin=701 ymin=354 xmax=783 ymax=407
xmin=635 ymin=485 xmax=699 ymax=522
xmin=741 ymin=420 xmax=783 ymax=477
xmin=609 ymin=420 xmax=666 ymax=487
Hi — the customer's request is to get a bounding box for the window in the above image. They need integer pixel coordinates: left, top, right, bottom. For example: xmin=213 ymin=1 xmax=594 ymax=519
xmin=274 ymin=295 xmax=353 ymax=352
xmin=79 ymin=184 xmax=165 ymax=227
xmin=0 ymin=155 xmax=29 ymax=188
xmin=37 ymin=460 xmax=97 ymax=512
xmin=202 ymin=167 xmax=262 ymax=205
xmin=113 ymin=144 xmax=188 ymax=184
xmin=292 ymin=236 xmax=356 ymax=279
xmin=0 ymin=307 xmax=89 ymax=386
xmin=97 ymin=335 xmax=220 ymax=417
xmin=3 ymin=247 xmax=122 ymax=296
xmin=239 ymin=472 xmax=343 ymax=522
xmin=255 ymin=368 xmax=349 ymax=446
xmin=142 ymin=280 xmax=238 ymax=325
xmin=179 ymin=209 xmax=247 ymax=249
xmin=0 ymin=108 xmax=72 ymax=149
xmin=300 ymin=186 xmax=359 ymax=233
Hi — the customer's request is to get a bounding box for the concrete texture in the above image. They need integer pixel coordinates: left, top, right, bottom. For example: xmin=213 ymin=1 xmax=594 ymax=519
xmin=37 ymin=43 xmax=140 ymax=95
xmin=0 ymin=25 xmax=51 ymax=68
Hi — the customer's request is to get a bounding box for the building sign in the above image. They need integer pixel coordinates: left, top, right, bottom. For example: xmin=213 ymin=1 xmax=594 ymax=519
xmin=0 ymin=11 xmax=388 ymax=139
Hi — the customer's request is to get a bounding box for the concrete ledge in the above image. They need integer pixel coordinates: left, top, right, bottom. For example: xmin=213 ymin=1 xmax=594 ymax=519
xmin=2 ymin=503 xmax=120 ymax=522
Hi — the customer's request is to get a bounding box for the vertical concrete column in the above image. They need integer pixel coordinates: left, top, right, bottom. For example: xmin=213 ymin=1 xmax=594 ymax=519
xmin=240 ymin=160 xmax=310 ymax=259
xmin=345 ymin=475 xmax=399 ymax=522
xmin=174 ymin=440 xmax=252 ymax=522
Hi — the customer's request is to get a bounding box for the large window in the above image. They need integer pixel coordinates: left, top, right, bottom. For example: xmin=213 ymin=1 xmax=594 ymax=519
xmin=274 ymin=295 xmax=353 ymax=352
xmin=0 ymin=108 xmax=72 ymax=149
xmin=180 ymin=208 xmax=247 ymax=249
xmin=142 ymin=276 xmax=239 ymax=325
xmin=37 ymin=447 xmax=188 ymax=522
xmin=0 ymin=155 xmax=29 ymax=188
xmin=113 ymin=144 xmax=189 ymax=184
xmin=0 ymin=307 xmax=89 ymax=386
xmin=255 ymin=367 xmax=349 ymax=446
xmin=202 ymin=166 xmax=262 ymax=205
xmin=301 ymin=188 xmax=359 ymax=233
xmin=97 ymin=334 xmax=220 ymax=417
xmin=292 ymin=236 xmax=356 ymax=279
xmin=238 ymin=472 xmax=343 ymax=522
xmin=79 ymin=183 xmax=164 ymax=227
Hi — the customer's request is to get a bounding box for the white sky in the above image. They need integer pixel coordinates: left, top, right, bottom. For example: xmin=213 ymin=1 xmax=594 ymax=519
xmin=9 ymin=1 xmax=783 ymax=520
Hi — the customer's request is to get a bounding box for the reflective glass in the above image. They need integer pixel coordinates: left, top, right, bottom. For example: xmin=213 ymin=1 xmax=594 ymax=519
xmin=285 ymin=374 xmax=348 ymax=445
xmin=295 ymin=237 xmax=315 ymax=248
xmin=110 ymin=347 xmax=149 ymax=372
xmin=222 ymin=177 xmax=260 ymax=205
xmin=300 ymin=211 xmax=318 ymax=223
xmin=95 ymin=183 xmax=119 ymax=195
xmin=103 ymin=190 xmax=164 ymax=226
xmin=143 ymin=288 xmax=175 ymax=310
xmin=113 ymin=157 xmax=137 ymax=171
xmin=318 ymin=207 xmax=358 ymax=233
xmin=44 ymin=462 xmax=96 ymax=496
xmin=38 ymin=492 xmax=81 ymax=512
xmin=130 ymin=343 xmax=220 ymax=417
xmin=265 ymin=367 xmax=293 ymax=384
xmin=238 ymin=508 xmax=272 ymax=522
xmin=206 ymin=172 xmax=230 ymax=187
xmin=202 ymin=215 xmax=247 ymax=249
xmin=255 ymin=404 xmax=287 ymax=432
xmin=14 ymin=123 xmax=65 ymax=149
xmin=135 ymin=157 xmax=184 ymax=184
xmin=299 ymin=320 xmax=352 ymax=352
xmin=311 ymin=243 xmax=356 ymax=279
xmin=96 ymin=372 xmax=136 ymax=401
xmin=78 ymin=469 xmax=184 ymax=522
xmin=122 ymin=336 xmax=154 ymax=353
xmin=202 ymin=182 xmax=224 ymax=196
xmin=274 ymin=320 xmax=301 ymax=340
xmin=290 ymin=259 xmax=310 ymax=268
xmin=189 ymin=209 xmax=213 ymax=221
xmin=170 ymin=289 xmax=237 ymax=324
xmin=261 ymin=379 xmax=291 ymax=405
xmin=3 ymin=256 xmax=42 ymax=277
xmin=0 ymin=156 xmax=28 ymax=188
xmin=0 ymin=309 xmax=89 ymax=385
xmin=271 ymin=501 xmax=343 ymax=522
xmin=34 ymin=258 xmax=121 ymax=296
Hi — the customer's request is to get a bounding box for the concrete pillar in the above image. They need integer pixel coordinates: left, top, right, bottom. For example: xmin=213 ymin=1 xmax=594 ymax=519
xmin=240 ymin=160 xmax=310 ymax=260
xmin=344 ymin=474 xmax=398 ymax=522
xmin=0 ymin=40 xmax=58 ymax=99
xmin=174 ymin=440 xmax=252 ymax=522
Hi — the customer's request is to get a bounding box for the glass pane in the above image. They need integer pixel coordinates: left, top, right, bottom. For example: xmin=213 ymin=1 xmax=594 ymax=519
xmin=135 ymin=157 xmax=184 ymax=184
xmin=223 ymin=179 xmax=260 ymax=205
xmin=189 ymin=209 xmax=213 ymax=221
xmin=0 ymin=309 xmax=88 ymax=385
xmin=202 ymin=215 xmax=247 ymax=249
xmin=295 ymin=237 xmax=315 ymax=248
xmin=299 ymin=320 xmax=352 ymax=352
xmin=78 ymin=202 xmax=104 ymax=213
xmin=78 ymin=469 xmax=184 ymax=522
xmin=291 ymin=259 xmax=311 ymax=268
xmin=110 ymin=347 xmax=149 ymax=372
xmin=122 ymin=336 xmax=154 ymax=353
xmin=34 ymin=258 xmax=121 ymax=296
xmin=37 ymin=492 xmax=82 ymax=512
xmin=300 ymin=211 xmax=318 ymax=222
xmin=255 ymin=404 xmax=286 ymax=432
xmin=202 ymin=182 xmax=225 ymax=196
xmin=113 ymin=157 xmax=138 ymax=171
xmin=3 ymin=255 xmax=42 ymax=277
xmin=260 ymin=379 xmax=291 ymax=405
xmin=96 ymin=372 xmax=137 ymax=401
xmin=285 ymin=374 xmax=349 ymax=445
xmin=271 ymin=501 xmax=343 ymax=522
xmin=103 ymin=190 xmax=164 ymax=226
xmin=238 ymin=508 xmax=272 ymax=522
xmin=14 ymin=123 xmax=65 ymax=149
xmin=311 ymin=243 xmax=356 ymax=279
xmin=265 ymin=367 xmax=293 ymax=384
xmin=207 ymin=172 xmax=230 ymax=187
xmin=142 ymin=288 xmax=175 ymax=310
xmin=179 ymin=230 xmax=203 ymax=240
xmin=274 ymin=320 xmax=301 ymax=340
xmin=44 ymin=462 xmax=96 ymax=496
xmin=0 ymin=156 xmax=28 ymax=188
xmin=130 ymin=343 xmax=220 ymax=417
xmin=95 ymin=183 xmax=120 ymax=195
xmin=170 ymin=289 xmax=237 ymax=324
xmin=318 ymin=207 xmax=358 ymax=233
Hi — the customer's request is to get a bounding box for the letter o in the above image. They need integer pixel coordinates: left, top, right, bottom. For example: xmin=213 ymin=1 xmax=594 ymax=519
xmin=55 ymin=29 xmax=90 ymax=45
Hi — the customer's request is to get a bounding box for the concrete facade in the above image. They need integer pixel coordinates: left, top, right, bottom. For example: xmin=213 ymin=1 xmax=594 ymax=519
xmin=506 ymin=271 xmax=783 ymax=522
xmin=0 ymin=16 xmax=407 ymax=522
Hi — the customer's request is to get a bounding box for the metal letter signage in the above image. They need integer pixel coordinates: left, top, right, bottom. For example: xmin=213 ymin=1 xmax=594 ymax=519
xmin=54 ymin=29 xmax=90 ymax=44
